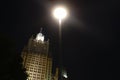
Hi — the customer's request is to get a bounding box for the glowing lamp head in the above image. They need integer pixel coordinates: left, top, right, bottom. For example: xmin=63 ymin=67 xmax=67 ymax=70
xmin=63 ymin=74 xmax=68 ymax=78
xmin=53 ymin=7 xmax=67 ymax=20
xmin=62 ymin=71 xmax=68 ymax=78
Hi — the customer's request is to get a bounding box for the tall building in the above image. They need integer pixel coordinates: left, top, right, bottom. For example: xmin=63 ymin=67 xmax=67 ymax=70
xmin=21 ymin=32 xmax=52 ymax=80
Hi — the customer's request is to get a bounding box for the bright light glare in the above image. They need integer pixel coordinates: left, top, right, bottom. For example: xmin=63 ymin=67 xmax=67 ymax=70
xmin=35 ymin=33 xmax=44 ymax=42
xmin=63 ymin=74 xmax=68 ymax=78
xmin=53 ymin=7 xmax=67 ymax=20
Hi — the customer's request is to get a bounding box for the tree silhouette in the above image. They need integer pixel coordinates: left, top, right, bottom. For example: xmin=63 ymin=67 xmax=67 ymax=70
xmin=0 ymin=33 xmax=28 ymax=80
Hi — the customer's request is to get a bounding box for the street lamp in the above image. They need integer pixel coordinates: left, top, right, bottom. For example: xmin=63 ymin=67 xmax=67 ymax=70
xmin=53 ymin=6 xmax=68 ymax=80
xmin=53 ymin=7 xmax=67 ymax=25
xmin=63 ymin=73 xmax=68 ymax=79
xmin=53 ymin=6 xmax=68 ymax=42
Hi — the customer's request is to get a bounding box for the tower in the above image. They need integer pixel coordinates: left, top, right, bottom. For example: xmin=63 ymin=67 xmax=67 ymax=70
xmin=21 ymin=32 xmax=52 ymax=80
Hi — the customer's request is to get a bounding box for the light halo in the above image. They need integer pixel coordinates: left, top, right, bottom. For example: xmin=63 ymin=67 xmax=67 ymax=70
xmin=53 ymin=6 xmax=67 ymax=20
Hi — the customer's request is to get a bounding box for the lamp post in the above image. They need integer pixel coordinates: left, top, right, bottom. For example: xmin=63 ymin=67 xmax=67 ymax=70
xmin=53 ymin=6 xmax=68 ymax=80
xmin=53 ymin=6 xmax=67 ymax=42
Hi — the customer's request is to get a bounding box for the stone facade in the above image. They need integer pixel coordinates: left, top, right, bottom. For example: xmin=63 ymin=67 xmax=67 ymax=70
xmin=21 ymin=32 xmax=52 ymax=80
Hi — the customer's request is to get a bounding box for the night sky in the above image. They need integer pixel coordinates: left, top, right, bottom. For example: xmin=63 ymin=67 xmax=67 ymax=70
xmin=0 ymin=0 xmax=118 ymax=80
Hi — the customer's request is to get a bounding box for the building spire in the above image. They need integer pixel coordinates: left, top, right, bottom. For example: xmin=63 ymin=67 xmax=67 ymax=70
xmin=35 ymin=28 xmax=44 ymax=43
xmin=40 ymin=28 xmax=43 ymax=33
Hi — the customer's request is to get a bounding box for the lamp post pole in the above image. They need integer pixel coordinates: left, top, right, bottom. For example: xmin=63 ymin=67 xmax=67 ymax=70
xmin=59 ymin=19 xmax=62 ymax=80
xmin=53 ymin=6 xmax=67 ymax=80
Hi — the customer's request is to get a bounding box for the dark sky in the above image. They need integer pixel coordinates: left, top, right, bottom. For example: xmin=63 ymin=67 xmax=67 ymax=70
xmin=0 ymin=0 xmax=118 ymax=80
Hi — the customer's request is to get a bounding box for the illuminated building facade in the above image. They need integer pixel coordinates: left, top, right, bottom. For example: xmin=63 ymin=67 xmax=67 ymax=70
xmin=21 ymin=32 xmax=52 ymax=80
